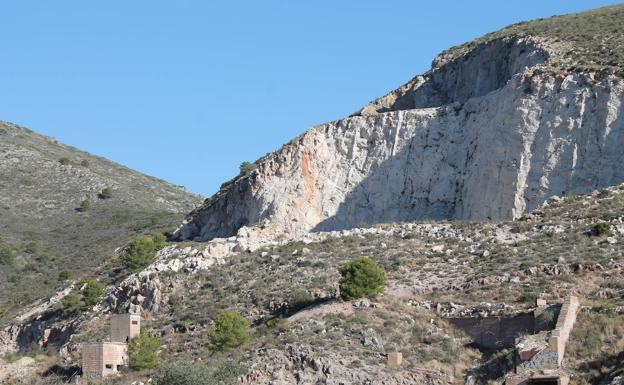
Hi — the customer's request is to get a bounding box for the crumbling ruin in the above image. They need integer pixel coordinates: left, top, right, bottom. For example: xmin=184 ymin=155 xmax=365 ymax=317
xmin=80 ymin=314 xmax=140 ymax=379
xmin=505 ymin=296 xmax=580 ymax=385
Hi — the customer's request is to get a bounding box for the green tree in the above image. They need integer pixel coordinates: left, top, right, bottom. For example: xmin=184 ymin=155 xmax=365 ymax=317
xmin=124 ymin=236 xmax=155 ymax=272
xmin=98 ymin=187 xmax=113 ymax=199
xmin=209 ymin=311 xmax=250 ymax=351
xmin=239 ymin=161 xmax=255 ymax=175
xmin=152 ymin=232 xmax=167 ymax=250
xmin=593 ymin=222 xmax=611 ymax=237
xmin=62 ymin=293 xmax=82 ymax=315
xmin=79 ymin=199 xmax=92 ymax=212
xmin=80 ymin=159 xmax=89 ymax=167
xmin=128 ymin=330 xmax=161 ymax=370
xmin=122 ymin=234 xmax=167 ymax=272
xmin=58 ymin=157 xmax=71 ymax=165
xmin=288 ymin=288 xmax=314 ymax=311
xmin=338 ymin=256 xmax=386 ymax=300
xmin=82 ymin=280 xmax=104 ymax=308
xmin=58 ymin=269 xmax=72 ymax=281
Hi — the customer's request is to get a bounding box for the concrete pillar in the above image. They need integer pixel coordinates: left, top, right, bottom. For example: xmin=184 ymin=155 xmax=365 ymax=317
xmin=387 ymin=352 xmax=403 ymax=368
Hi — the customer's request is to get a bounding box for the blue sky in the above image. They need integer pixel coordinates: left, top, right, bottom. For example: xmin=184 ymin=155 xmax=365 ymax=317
xmin=1 ymin=1 xmax=620 ymax=196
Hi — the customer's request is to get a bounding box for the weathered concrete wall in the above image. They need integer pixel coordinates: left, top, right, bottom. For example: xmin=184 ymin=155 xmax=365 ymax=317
xmin=81 ymin=342 xmax=127 ymax=379
xmin=548 ymin=296 xmax=579 ymax=366
xmin=448 ymin=312 xmax=535 ymax=348
xmin=110 ymin=314 xmax=141 ymax=343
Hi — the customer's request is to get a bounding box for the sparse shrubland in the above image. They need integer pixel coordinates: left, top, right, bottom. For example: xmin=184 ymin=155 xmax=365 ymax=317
xmin=442 ymin=4 xmax=624 ymax=71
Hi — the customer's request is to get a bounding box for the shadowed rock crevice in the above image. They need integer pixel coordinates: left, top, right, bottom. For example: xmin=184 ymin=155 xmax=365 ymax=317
xmin=359 ymin=36 xmax=549 ymax=114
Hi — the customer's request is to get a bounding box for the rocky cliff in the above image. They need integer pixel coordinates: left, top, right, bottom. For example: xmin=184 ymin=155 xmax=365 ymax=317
xmin=177 ymin=11 xmax=624 ymax=242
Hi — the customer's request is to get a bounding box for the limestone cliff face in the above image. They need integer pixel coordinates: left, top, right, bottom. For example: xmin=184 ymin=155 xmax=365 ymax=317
xmin=178 ymin=36 xmax=624 ymax=242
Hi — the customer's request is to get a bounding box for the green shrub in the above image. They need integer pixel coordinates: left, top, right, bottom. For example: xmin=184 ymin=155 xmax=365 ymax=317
xmin=0 ymin=239 xmax=15 ymax=266
xmin=98 ymin=187 xmax=113 ymax=199
xmin=209 ymin=311 xmax=250 ymax=351
xmin=153 ymin=360 xmax=242 ymax=385
xmin=79 ymin=199 xmax=91 ymax=212
xmin=288 ymin=288 xmax=314 ymax=311
xmin=153 ymin=361 xmax=211 ymax=385
xmin=82 ymin=280 xmax=104 ymax=308
xmin=338 ymin=256 xmax=386 ymax=300
xmin=239 ymin=161 xmax=255 ymax=175
xmin=122 ymin=234 xmax=167 ymax=272
xmin=61 ymin=293 xmax=82 ymax=315
xmin=128 ymin=330 xmax=161 ymax=370
xmin=58 ymin=269 xmax=72 ymax=281
xmin=517 ymin=291 xmax=538 ymax=304
xmin=79 ymin=159 xmax=89 ymax=167
xmin=58 ymin=157 xmax=71 ymax=165
xmin=23 ymin=241 xmax=39 ymax=254
xmin=153 ymin=232 xmax=167 ymax=250
xmin=593 ymin=223 xmax=611 ymax=237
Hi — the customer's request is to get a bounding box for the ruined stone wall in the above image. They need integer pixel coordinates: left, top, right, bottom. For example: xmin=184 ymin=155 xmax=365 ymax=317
xmin=548 ymin=296 xmax=579 ymax=366
xmin=448 ymin=312 xmax=535 ymax=348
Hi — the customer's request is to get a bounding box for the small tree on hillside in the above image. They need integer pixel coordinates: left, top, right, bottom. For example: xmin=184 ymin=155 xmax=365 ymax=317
xmin=339 ymin=256 xmax=386 ymax=300
xmin=122 ymin=234 xmax=166 ymax=272
xmin=62 ymin=293 xmax=82 ymax=315
xmin=593 ymin=222 xmax=611 ymax=237
xmin=82 ymin=280 xmax=104 ymax=308
xmin=209 ymin=311 xmax=250 ymax=352
xmin=98 ymin=187 xmax=113 ymax=199
xmin=128 ymin=330 xmax=161 ymax=370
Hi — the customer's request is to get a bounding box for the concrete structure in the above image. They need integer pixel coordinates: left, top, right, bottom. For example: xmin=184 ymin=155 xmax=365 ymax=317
xmin=448 ymin=312 xmax=537 ymax=348
xmin=505 ymin=296 xmax=580 ymax=385
xmin=506 ymin=374 xmax=569 ymax=385
xmin=80 ymin=313 xmax=141 ymax=379
xmin=81 ymin=342 xmax=128 ymax=379
xmin=387 ymin=352 xmax=402 ymax=368
xmin=111 ymin=314 xmax=141 ymax=343
xmin=548 ymin=296 xmax=579 ymax=366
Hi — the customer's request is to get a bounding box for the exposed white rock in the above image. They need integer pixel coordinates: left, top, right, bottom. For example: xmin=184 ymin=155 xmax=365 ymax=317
xmin=177 ymin=36 xmax=624 ymax=243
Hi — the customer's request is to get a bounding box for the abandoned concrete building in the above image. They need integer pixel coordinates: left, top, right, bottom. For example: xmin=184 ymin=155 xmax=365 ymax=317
xmin=446 ymin=296 xmax=579 ymax=385
xmin=504 ymin=296 xmax=580 ymax=385
xmin=81 ymin=342 xmax=128 ymax=379
xmin=80 ymin=314 xmax=141 ymax=379
xmin=111 ymin=313 xmax=141 ymax=343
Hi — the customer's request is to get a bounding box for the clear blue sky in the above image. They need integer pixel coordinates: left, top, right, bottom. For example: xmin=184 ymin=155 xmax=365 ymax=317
xmin=1 ymin=1 xmax=620 ymax=196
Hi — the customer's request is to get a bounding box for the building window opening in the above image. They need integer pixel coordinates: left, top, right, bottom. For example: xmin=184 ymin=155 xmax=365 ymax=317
xmin=105 ymin=364 xmax=113 ymax=369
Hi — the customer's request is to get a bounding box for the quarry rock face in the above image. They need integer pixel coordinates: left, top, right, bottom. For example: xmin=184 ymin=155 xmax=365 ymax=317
xmin=178 ymin=36 xmax=624 ymax=242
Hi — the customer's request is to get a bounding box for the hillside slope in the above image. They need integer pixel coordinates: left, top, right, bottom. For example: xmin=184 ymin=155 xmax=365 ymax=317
xmin=0 ymin=121 xmax=201 ymax=320
xmin=11 ymin=182 xmax=623 ymax=385
xmin=176 ymin=4 xmax=624 ymax=242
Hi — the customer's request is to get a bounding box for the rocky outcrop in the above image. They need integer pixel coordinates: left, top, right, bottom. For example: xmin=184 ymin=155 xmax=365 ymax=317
xmin=177 ymin=35 xmax=624 ymax=242
xmin=240 ymin=344 xmax=450 ymax=385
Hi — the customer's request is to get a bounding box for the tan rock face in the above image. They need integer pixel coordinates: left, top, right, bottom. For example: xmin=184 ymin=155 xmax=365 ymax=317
xmin=177 ymin=36 xmax=624 ymax=242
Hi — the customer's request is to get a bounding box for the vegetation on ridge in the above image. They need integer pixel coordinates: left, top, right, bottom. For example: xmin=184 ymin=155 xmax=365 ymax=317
xmin=441 ymin=4 xmax=624 ymax=71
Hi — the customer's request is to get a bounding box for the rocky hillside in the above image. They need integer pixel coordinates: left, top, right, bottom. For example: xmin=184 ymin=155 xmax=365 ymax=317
xmin=176 ymin=4 xmax=624 ymax=242
xmin=0 ymin=121 xmax=202 ymax=321
xmin=6 ymin=182 xmax=624 ymax=385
